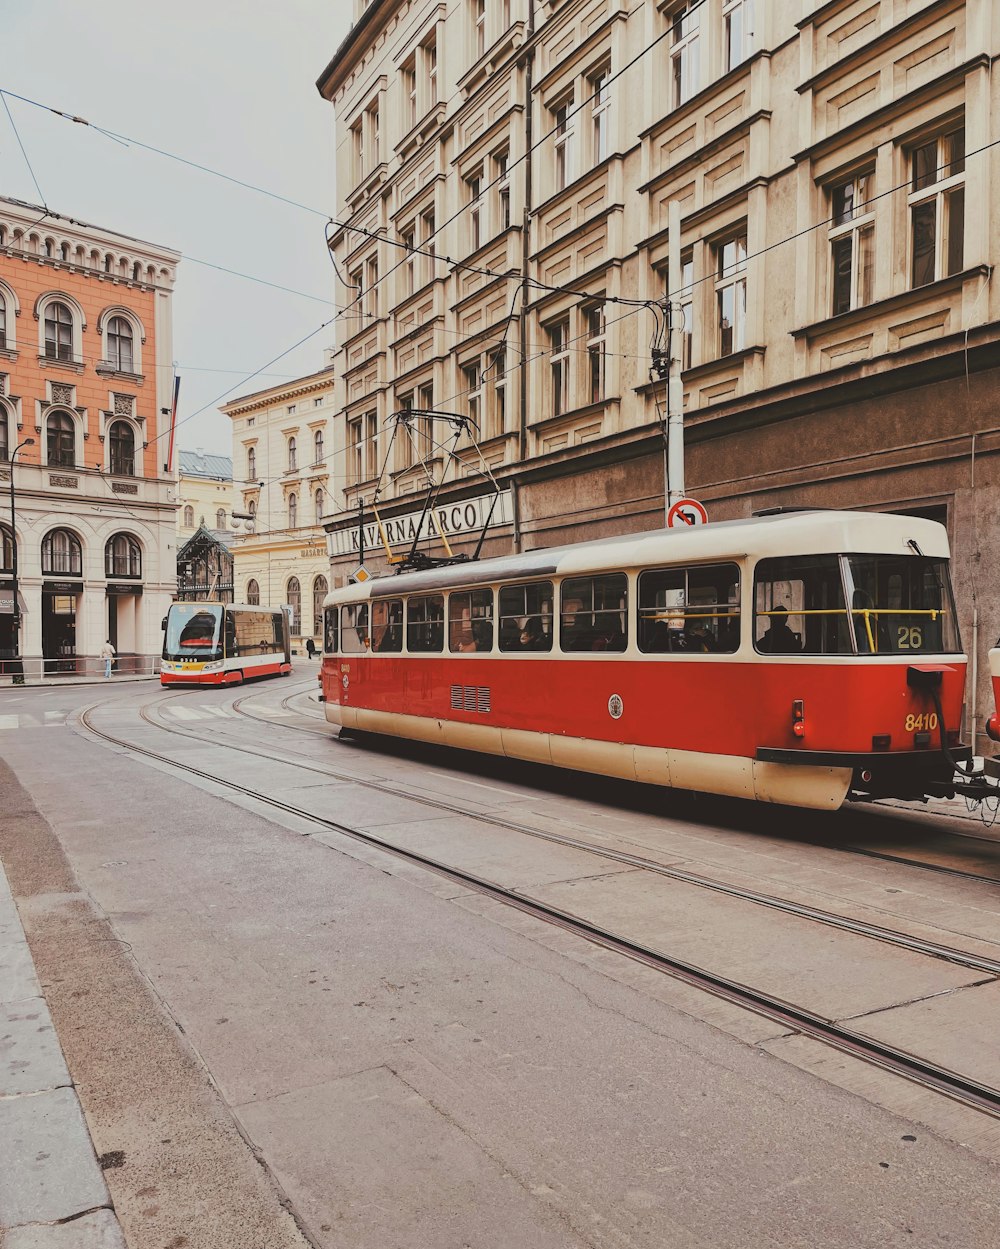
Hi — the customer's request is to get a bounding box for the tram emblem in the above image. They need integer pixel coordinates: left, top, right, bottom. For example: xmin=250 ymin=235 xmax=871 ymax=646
xmin=608 ymin=694 xmax=624 ymax=720
xmin=342 ymin=674 xmax=350 ymax=691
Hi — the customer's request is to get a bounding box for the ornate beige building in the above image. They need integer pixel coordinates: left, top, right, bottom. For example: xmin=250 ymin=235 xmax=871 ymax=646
xmin=222 ymin=368 xmax=337 ymax=648
xmin=176 ymin=450 xmax=234 ymax=541
xmin=316 ymin=0 xmax=1000 ymax=745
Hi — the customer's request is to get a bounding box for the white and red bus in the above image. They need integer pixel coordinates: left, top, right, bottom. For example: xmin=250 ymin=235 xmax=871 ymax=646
xmin=161 ymin=602 xmax=291 ymax=686
xmin=319 ymin=510 xmax=969 ymax=811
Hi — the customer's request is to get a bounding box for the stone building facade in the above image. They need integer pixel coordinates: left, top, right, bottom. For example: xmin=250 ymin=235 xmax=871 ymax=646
xmin=316 ymin=0 xmax=1000 ymax=746
xmin=222 ymin=368 xmax=337 ymax=648
xmin=0 ymin=196 xmax=179 ymax=676
xmin=176 ymin=450 xmax=234 ymax=542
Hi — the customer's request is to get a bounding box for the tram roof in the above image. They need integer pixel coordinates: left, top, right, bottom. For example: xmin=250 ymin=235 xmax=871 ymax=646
xmin=325 ymin=509 xmax=950 ymax=602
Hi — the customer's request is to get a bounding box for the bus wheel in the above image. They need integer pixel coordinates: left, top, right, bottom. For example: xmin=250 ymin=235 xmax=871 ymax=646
xmin=230 ymin=671 xmax=244 ymax=686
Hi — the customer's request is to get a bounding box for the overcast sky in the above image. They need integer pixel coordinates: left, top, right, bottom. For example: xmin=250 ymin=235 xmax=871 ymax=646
xmin=2 ymin=0 xmax=353 ymax=457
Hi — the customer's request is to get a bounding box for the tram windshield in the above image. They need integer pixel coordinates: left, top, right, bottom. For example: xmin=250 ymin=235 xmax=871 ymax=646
xmin=845 ymin=554 xmax=960 ymax=654
xmin=163 ymin=603 xmax=223 ymax=661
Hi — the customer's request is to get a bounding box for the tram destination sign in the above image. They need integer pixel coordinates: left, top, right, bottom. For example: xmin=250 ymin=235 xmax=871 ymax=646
xmin=327 ymin=490 xmax=513 ymax=560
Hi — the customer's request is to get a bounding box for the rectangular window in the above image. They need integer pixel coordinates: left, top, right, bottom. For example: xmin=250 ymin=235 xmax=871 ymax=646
xmin=347 ymin=417 xmax=363 ymax=485
xmin=473 ymin=0 xmax=486 ymax=57
xmin=909 ymin=126 xmax=965 ymax=289
xmin=638 ymin=564 xmax=740 ymax=654
xmin=723 ymin=0 xmax=754 ymax=72
xmin=371 ymin=598 xmax=404 ymax=652
xmin=845 ymin=555 xmax=959 ymax=656
xmin=499 ymin=582 xmax=554 ymax=652
xmin=464 ymin=361 xmax=482 ymax=431
xmin=715 ymin=233 xmax=747 ymax=357
xmin=560 ymin=575 xmax=627 ymax=652
xmin=365 ymin=255 xmax=379 ymax=318
xmin=467 ymin=170 xmax=483 ymax=251
xmin=553 ymin=97 xmax=574 ymax=192
xmin=352 ymin=121 xmax=364 ymax=181
xmin=367 ymin=103 xmax=380 ymax=168
xmin=340 ymin=602 xmax=370 ymax=653
xmin=425 ymin=35 xmax=438 ymax=104
xmin=671 ymin=3 xmax=701 ymax=108
xmin=679 ymin=249 xmax=694 ymax=369
xmin=402 ymin=58 xmax=417 ymax=130
xmin=829 ymin=171 xmax=874 ymax=315
xmin=492 ymin=347 xmax=507 ymax=437
xmin=586 ymin=304 xmax=606 ymax=404
xmin=418 ymin=382 xmax=434 ymax=459
xmin=421 ymin=209 xmax=437 ymax=284
xmin=591 ymin=69 xmax=610 ymax=163
xmin=407 ymin=594 xmax=445 ymax=652
xmin=401 ymin=226 xmax=416 ymax=297
xmin=549 ymin=318 xmax=570 ymax=416
xmin=323 ymin=606 xmax=338 ymax=654
xmin=364 ymin=410 xmax=379 ymax=479
xmin=449 ymin=588 xmax=494 ymax=652
xmin=754 ymin=556 xmax=850 ymax=656
xmin=494 ymin=149 xmax=511 ymax=230
xmin=396 ymin=392 xmax=414 ymax=470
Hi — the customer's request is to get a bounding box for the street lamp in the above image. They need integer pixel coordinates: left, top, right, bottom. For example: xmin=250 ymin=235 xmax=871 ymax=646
xmin=8 ymin=437 xmax=35 ymax=685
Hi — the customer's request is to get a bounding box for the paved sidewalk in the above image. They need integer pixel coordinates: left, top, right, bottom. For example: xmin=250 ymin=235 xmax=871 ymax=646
xmin=0 ymin=674 xmax=158 ymax=690
xmin=0 ymin=863 xmax=126 ymax=1246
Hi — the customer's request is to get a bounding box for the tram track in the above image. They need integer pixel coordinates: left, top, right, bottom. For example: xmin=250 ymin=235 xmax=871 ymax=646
xmin=127 ymin=688 xmax=1000 ymax=975
xmin=231 ymin=683 xmax=1000 ymax=889
xmin=75 ymin=691 xmax=1000 ymax=1122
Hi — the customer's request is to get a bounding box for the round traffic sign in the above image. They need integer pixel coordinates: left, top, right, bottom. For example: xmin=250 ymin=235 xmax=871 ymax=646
xmin=666 ymin=497 xmax=708 ymax=528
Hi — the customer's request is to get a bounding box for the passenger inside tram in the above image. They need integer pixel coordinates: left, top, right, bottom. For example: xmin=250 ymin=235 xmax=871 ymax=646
xmin=758 ymin=607 xmax=802 ymax=653
xmin=518 ymin=616 xmax=548 ymax=650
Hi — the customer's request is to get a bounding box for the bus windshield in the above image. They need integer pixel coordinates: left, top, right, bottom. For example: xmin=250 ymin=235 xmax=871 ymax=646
xmin=163 ymin=603 xmax=223 ymax=660
xmin=845 ymin=554 xmax=960 ymax=655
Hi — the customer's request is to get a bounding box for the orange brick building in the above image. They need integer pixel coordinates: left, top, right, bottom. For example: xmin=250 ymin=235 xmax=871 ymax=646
xmin=0 ymin=196 xmax=180 ymax=676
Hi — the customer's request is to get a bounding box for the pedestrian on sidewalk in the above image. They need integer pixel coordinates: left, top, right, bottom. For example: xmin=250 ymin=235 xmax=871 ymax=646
xmin=100 ymin=640 xmax=116 ymax=678
xmin=305 ymin=637 xmax=316 ymax=659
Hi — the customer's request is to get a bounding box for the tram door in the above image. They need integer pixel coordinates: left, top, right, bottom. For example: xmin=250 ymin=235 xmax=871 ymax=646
xmin=42 ymin=592 xmax=77 ymax=673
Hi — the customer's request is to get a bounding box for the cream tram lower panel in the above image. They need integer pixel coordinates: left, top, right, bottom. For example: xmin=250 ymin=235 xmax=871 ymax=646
xmin=324 ymin=704 xmax=852 ymax=810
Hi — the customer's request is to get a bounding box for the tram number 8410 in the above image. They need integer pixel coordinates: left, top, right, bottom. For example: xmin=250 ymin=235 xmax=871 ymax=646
xmin=905 ymin=712 xmax=939 ymax=732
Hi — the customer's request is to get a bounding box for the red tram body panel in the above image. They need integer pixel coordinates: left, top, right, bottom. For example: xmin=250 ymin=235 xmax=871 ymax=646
xmin=320 ymin=511 xmax=968 ymax=810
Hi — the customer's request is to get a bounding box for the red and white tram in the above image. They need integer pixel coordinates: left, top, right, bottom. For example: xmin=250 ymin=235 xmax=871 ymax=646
xmin=319 ymin=510 xmax=969 ymax=810
xmin=161 ymin=602 xmax=291 ymax=686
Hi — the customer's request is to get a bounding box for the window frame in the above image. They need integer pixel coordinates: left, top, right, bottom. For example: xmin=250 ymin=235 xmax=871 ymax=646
xmin=637 ymin=563 xmax=741 ymax=655
xmin=714 ymin=232 xmax=747 ymax=358
xmin=559 ymin=574 xmax=628 ymax=653
xmin=406 ymin=593 xmax=445 ymax=653
xmin=670 ymin=2 xmax=701 ymax=109
xmin=908 ymin=125 xmax=965 ymax=289
xmin=448 ymin=588 xmax=495 ymax=654
xmin=828 ymin=169 xmax=875 ymax=316
xmin=498 ymin=581 xmax=554 ymax=653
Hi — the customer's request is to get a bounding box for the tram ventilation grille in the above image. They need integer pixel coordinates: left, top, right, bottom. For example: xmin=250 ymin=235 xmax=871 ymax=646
xmin=451 ymin=684 xmax=491 ymax=714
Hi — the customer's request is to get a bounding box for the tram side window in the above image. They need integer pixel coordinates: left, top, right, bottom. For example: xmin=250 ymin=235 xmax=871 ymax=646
xmin=231 ymin=609 xmax=282 ymax=656
xmin=407 ymin=594 xmax=444 ymax=653
xmin=449 ymin=589 xmax=494 ymax=653
xmin=324 ymin=606 xmax=338 ymax=654
xmin=754 ymin=557 xmax=851 ymax=655
xmin=499 ymin=581 xmax=553 ymax=652
xmin=638 ymin=564 xmax=740 ymax=654
xmin=341 ymin=603 xmax=370 ymax=653
xmin=845 ymin=554 xmax=960 ymax=654
xmin=372 ymin=598 xmax=403 ymax=652
xmin=560 ymin=574 xmax=627 ymax=652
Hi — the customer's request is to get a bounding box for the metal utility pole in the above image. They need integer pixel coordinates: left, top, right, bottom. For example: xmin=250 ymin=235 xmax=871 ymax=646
xmin=8 ymin=437 xmax=35 ymax=685
xmin=664 ymin=200 xmax=685 ymax=521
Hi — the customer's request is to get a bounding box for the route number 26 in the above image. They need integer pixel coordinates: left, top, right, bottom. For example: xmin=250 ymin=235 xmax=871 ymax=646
xmin=897 ymin=626 xmax=923 ymax=649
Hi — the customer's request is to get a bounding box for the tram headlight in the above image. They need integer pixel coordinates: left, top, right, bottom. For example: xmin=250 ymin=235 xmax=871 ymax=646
xmin=987 ymin=713 xmax=1000 ymax=743
xmin=204 ymin=661 xmax=224 ymax=672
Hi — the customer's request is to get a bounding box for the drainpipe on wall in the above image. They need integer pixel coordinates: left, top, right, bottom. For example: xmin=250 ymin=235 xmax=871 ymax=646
xmin=517 ymin=0 xmax=535 ymax=502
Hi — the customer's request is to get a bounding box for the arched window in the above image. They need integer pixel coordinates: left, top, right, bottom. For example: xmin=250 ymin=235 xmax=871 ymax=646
xmin=315 ymin=488 xmax=323 ymax=524
xmin=286 ymin=577 xmax=301 ymax=632
xmin=107 ymin=316 xmax=134 ymax=372
xmin=42 ymin=528 xmax=82 ymax=576
xmin=288 ymin=493 xmax=297 ymax=528
xmin=288 ymin=436 xmax=297 ymax=471
xmin=246 ymin=578 xmax=260 ymax=606
xmin=247 ymin=446 xmax=256 ymax=479
xmin=1 ymin=524 xmax=13 ymax=573
xmin=313 ymin=576 xmax=328 ymax=635
xmin=183 ymin=505 xmax=194 ymax=527
xmin=216 ymin=508 xmax=226 ymax=529
xmin=248 ymin=498 xmax=256 ymax=517
xmin=108 ymin=420 xmax=135 ymax=476
xmin=0 ymin=300 xmax=6 ymax=350
xmin=314 ymin=429 xmax=324 ymax=462
xmin=0 ymin=406 xmax=7 ymax=462
xmin=105 ymin=533 xmax=141 ymax=578
xmin=46 ymin=411 xmax=75 ymax=467
xmin=44 ymin=301 xmax=74 ymax=361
